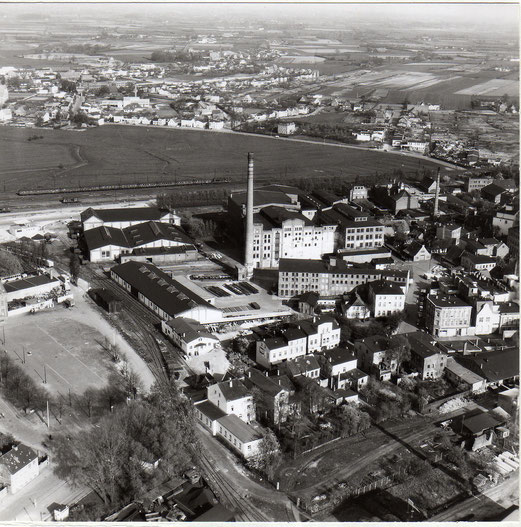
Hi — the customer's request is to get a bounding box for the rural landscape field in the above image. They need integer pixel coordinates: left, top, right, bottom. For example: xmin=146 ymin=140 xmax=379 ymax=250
xmin=0 ymin=126 xmax=447 ymax=194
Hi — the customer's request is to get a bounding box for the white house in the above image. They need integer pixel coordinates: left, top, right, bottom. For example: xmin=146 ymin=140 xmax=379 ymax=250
xmin=161 ymin=318 xmax=219 ymax=357
xmin=0 ymin=444 xmax=40 ymax=494
xmin=368 ymin=280 xmax=406 ymax=318
xmin=207 ymin=379 xmax=255 ymax=423
xmin=216 ymin=414 xmax=262 ymax=459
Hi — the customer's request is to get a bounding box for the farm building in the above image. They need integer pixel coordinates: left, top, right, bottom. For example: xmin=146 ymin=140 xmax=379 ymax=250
xmin=83 ymin=221 xmax=196 ymax=263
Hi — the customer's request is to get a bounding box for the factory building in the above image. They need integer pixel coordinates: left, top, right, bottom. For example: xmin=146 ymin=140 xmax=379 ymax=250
xmin=278 ymin=258 xmax=409 ymax=299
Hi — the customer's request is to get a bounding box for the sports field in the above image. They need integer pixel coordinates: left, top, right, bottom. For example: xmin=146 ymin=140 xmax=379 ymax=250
xmin=3 ymin=311 xmax=113 ymax=397
xmin=0 ymin=125 xmax=449 ymax=194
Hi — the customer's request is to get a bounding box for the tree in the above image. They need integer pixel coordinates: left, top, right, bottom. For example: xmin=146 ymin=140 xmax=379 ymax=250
xmin=0 ymin=250 xmax=23 ymax=275
xmin=246 ymin=429 xmax=281 ymax=479
xmin=69 ymin=253 xmax=80 ymax=282
xmin=384 ymin=334 xmax=411 ymax=372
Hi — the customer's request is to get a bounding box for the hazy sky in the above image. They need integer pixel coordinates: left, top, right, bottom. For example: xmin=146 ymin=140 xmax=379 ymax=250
xmin=2 ymin=2 xmax=519 ymax=32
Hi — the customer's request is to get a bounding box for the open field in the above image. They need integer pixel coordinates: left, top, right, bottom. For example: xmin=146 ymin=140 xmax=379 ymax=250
xmin=3 ymin=311 xmax=113 ymax=397
xmin=455 ymin=78 xmax=520 ymax=96
xmin=0 ymin=125 xmax=449 ymax=195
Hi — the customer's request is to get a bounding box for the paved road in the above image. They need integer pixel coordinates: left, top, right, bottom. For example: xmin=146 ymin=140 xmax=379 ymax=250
xmin=429 ymin=471 xmax=519 ymax=521
xmin=0 ymin=462 xmax=89 ymax=521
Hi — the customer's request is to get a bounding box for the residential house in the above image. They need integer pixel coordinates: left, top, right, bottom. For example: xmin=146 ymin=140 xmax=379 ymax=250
xmin=341 ymin=292 xmax=371 ymax=320
xmin=354 ymin=335 xmax=397 ymax=380
xmin=407 ymin=332 xmax=447 ymax=380
xmin=321 ymin=347 xmax=358 ymax=378
xmin=424 ymin=294 xmax=473 ymax=337
xmin=403 ymin=242 xmax=431 ymax=262
xmin=215 ymin=414 xmax=262 ymax=459
xmin=367 ymin=279 xmax=406 ymax=318
xmin=207 ymin=379 xmax=255 ymax=423
xmin=285 ymin=355 xmax=321 ymax=380
xmin=161 ymin=318 xmax=219 ymax=357
xmin=452 ymin=410 xmax=503 ymax=451
xmin=436 ymin=224 xmax=462 ymax=242
xmin=461 ymin=253 xmax=497 ymax=273
xmin=243 ymin=368 xmax=290 ymax=425
xmin=0 ymin=444 xmax=40 ymax=494
xmin=492 ymin=208 xmax=518 ymax=236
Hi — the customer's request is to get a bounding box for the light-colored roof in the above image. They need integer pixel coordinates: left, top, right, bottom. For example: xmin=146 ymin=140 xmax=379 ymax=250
xmin=217 ymin=414 xmax=261 ymax=444
xmin=445 ymin=357 xmax=485 ymax=385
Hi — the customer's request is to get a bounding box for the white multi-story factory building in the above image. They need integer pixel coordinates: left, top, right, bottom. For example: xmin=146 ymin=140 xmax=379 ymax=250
xmin=251 ymin=206 xmax=336 ymax=269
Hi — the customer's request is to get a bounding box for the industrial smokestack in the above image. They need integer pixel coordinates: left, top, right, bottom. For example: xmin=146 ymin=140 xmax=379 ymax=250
xmin=433 ymin=167 xmax=441 ymax=217
xmin=244 ymin=152 xmax=254 ymax=278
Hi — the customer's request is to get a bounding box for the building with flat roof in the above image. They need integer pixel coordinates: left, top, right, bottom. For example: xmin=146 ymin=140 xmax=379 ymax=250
xmin=2 ymin=274 xmax=61 ymax=303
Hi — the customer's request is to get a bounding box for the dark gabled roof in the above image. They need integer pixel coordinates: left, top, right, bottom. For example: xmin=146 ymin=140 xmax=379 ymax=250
xmin=296 ymin=320 xmax=319 ymax=337
xmin=85 ymin=222 xmax=193 ymax=251
xmin=81 ymin=206 xmax=166 ymax=223
xmin=283 ymin=327 xmax=307 ymax=342
xmin=403 ymin=241 xmax=429 ymax=256
xmin=166 ymin=318 xmax=218 ymax=344
xmin=457 ymin=348 xmax=519 ymax=383
xmin=195 ymin=400 xmax=227 ymax=421
xmin=216 ymin=379 xmax=250 ymax=401
xmin=0 ymin=444 xmax=37 ymax=474
xmin=406 ymin=332 xmax=443 ymax=359
xmin=340 ymin=368 xmax=369 ymax=381
xmin=263 ymin=337 xmax=287 ymax=351
xmin=461 ymin=411 xmax=501 ymax=436
xmin=110 ymin=261 xmax=218 ymax=318
xmin=299 ymin=291 xmax=319 ymax=306
xmin=311 ymin=189 xmax=344 ymax=207
xmin=333 ymin=203 xmax=369 ymax=220
xmin=427 ymin=294 xmax=470 ymax=308
xmin=194 ymin=503 xmax=235 ymax=522
xmin=323 ymin=347 xmax=357 ymax=366
xmin=462 ymin=252 xmax=497 ymax=265
xmin=481 ymin=183 xmax=507 ymax=197
xmin=286 ymin=355 xmax=320 ymax=376
xmin=355 ymin=334 xmax=390 ymax=353
xmin=498 ymin=302 xmax=519 ymax=314
xmin=244 ymin=368 xmax=286 ymax=397
xmin=216 ymin=414 xmax=261 ymax=443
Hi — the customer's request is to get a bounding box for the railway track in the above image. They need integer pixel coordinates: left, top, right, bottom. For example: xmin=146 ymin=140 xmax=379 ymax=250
xmin=80 ymin=268 xmax=289 ymax=521
xmin=197 ymin=450 xmax=268 ymax=522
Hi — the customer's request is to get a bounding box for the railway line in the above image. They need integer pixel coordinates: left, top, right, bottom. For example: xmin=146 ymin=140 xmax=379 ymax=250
xmin=197 ymin=450 xmax=268 ymax=522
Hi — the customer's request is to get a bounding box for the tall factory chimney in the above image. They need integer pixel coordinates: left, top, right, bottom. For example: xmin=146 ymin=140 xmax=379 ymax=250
xmin=433 ymin=167 xmax=441 ymax=217
xmin=244 ymin=152 xmax=255 ymax=278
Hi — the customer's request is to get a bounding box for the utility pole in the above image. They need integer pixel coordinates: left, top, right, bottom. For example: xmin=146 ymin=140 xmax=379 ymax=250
xmin=22 ymin=346 xmax=25 ymax=365
xmin=46 ymin=400 xmax=50 ymax=428
xmin=43 ymin=364 xmax=47 ymax=384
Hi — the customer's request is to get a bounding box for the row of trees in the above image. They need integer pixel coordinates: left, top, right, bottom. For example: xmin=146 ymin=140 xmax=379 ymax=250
xmin=156 ymin=187 xmax=231 ymax=209
xmin=52 ymin=381 xmax=196 ymax=516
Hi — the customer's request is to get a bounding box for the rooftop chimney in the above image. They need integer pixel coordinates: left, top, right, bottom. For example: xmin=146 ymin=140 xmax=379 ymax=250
xmin=244 ymin=152 xmax=255 ymax=279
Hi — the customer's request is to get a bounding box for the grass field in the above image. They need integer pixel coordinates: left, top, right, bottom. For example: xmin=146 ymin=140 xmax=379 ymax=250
xmin=3 ymin=312 xmax=112 ymax=397
xmin=0 ymin=125 xmax=448 ymax=193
